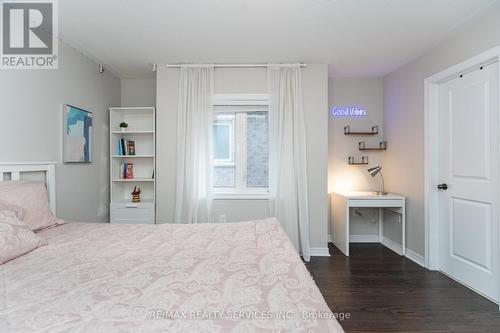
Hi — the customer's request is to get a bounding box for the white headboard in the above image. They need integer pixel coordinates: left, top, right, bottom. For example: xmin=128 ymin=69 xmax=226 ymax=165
xmin=0 ymin=162 xmax=57 ymax=213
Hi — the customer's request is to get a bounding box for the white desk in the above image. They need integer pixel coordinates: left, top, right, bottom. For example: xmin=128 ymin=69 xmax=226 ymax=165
xmin=331 ymin=191 xmax=405 ymax=256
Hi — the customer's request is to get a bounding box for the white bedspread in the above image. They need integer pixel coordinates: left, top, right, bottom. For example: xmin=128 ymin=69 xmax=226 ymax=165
xmin=0 ymin=218 xmax=344 ymax=333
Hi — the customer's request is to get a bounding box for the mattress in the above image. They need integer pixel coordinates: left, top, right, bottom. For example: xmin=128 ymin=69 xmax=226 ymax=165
xmin=0 ymin=218 xmax=344 ymax=333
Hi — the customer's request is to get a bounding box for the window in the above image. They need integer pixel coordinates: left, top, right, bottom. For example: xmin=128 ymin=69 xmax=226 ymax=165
xmin=213 ymin=112 xmax=236 ymax=187
xmin=213 ymin=113 xmax=235 ymax=163
xmin=213 ymin=95 xmax=269 ymax=196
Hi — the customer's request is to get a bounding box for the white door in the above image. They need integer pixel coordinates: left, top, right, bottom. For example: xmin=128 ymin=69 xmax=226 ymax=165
xmin=438 ymin=62 xmax=499 ymax=302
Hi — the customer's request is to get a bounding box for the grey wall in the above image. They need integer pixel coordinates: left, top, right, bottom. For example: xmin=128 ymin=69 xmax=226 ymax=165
xmin=121 ymin=78 xmax=156 ymax=107
xmin=156 ymin=65 xmax=329 ymax=249
xmin=383 ymin=2 xmax=500 ymax=256
xmin=0 ymin=41 xmax=121 ymax=222
xmin=328 ymin=77 xmax=384 ymax=237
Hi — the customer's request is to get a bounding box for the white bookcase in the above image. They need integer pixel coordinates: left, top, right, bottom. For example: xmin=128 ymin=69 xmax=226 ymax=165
xmin=109 ymin=107 xmax=156 ymax=224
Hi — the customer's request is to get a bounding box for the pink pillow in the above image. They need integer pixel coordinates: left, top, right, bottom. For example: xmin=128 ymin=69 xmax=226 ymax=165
xmin=0 ymin=181 xmax=62 ymax=231
xmin=0 ymin=200 xmax=26 ymax=220
xmin=0 ymin=209 xmax=45 ymax=264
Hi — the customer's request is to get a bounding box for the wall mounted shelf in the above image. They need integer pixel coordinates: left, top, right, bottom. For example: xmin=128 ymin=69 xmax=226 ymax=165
xmin=344 ymin=125 xmax=379 ymax=135
xmin=358 ymin=141 xmax=387 ymax=151
xmin=348 ymin=156 xmax=369 ymax=165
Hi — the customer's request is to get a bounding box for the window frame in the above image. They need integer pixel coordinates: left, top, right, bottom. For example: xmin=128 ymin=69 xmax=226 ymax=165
xmin=213 ymin=94 xmax=269 ymax=198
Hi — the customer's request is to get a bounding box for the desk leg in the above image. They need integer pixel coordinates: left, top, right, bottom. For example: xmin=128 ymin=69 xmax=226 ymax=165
xmin=378 ymin=208 xmax=383 ymax=243
xmin=346 ymin=207 xmax=350 ymax=256
xmin=332 ymin=194 xmax=349 ymax=256
xmin=401 ymin=201 xmax=406 ymax=256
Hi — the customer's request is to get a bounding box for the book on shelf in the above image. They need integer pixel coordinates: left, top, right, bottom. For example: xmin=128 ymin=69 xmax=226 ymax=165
xmin=119 ymin=161 xmax=134 ymax=179
xmin=125 ymin=163 xmax=134 ymax=179
xmin=117 ymin=139 xmax=135 ymax=156
xmin=121 ymin=139 xmax=126 ymax=155
xmin=127 ymin=141 xmax=135 ymax=155
xmin=120 ymin=162 xmax=124 ymax=178
xmin=117 ymin=139 xmax=122 ymax=155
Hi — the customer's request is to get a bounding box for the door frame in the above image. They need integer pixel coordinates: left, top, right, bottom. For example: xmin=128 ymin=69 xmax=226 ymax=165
xmin=424 ymin=45 xmax=500 ymax=306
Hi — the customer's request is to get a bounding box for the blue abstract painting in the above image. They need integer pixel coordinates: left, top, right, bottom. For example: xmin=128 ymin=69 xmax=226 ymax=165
xmin=64 ymin=105 xmax=92 ymax=163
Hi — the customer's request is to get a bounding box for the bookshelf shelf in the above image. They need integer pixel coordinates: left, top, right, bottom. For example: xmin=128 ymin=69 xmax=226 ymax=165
xmin=110 ymin=106 xmax=156 ymax=224
xmin=109 ymin=107 xmax=155 ymax=111
xmin=112 ymin=178 xmax=155 ymax=182
xmin=112 ymin=198 xmax=155 ymax=204
xmin=112 ymin=155 xmax=155 ymax=158
xmin=111 ymin=130 xmax=155 ymax=134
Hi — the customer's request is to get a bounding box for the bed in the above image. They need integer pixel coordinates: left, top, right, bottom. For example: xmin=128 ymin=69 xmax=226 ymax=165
xmin=0 ymin=163 xmax=344 ymax=333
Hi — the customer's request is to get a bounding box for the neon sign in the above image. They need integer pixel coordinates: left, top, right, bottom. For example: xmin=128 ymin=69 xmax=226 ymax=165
xmin=331 ymin=106 xmax=367 ymax=117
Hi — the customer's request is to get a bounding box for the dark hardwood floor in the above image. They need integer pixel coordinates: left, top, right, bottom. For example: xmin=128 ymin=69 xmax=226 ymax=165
xmin=305 ymin=243 xmax=500 ymax=333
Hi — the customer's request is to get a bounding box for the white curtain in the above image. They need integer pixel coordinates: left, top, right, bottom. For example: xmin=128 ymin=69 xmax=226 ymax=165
xmin=175 ymin=65 xmax=214 ymax=223
xmin=268 ymin=64 xmax=311 ymax=261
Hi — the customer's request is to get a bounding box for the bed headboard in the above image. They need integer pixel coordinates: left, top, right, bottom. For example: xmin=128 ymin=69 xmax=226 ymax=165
xmin=0 ymin=162 xmax=57 ymax=213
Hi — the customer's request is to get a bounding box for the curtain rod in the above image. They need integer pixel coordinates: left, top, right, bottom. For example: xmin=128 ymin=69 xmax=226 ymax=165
xmin=164 ymin=63 xmax=307 ymax=68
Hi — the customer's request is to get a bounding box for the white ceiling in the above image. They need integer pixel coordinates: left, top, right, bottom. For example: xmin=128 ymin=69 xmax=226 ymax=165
xmin=59 ymin=0 xmax=497 ymax=78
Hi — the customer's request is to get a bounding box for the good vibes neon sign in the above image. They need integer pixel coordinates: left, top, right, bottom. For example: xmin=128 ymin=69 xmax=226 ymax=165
xmin=331 ymin=106 xmax=367 ymax=117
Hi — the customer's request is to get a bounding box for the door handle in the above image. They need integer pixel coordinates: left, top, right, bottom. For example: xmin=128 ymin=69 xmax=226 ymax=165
xmin=437 ymin=183 xmax=448 ymax=190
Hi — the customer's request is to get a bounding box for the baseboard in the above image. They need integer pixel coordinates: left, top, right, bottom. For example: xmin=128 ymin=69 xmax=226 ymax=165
xmin=350 ymin=235 xmax=380 ymax=243
xmin=328 ymin=234 xmax=380 ymax=243
xmin=381 ymin=237 xmax=403 ymax=255
xmin=328 ymin=234 xmax=427 ymax=267
xmin=405 ymin=248 xmax=426 ymax=267
xmin=310 ymin=247 xmax=330 ymax=257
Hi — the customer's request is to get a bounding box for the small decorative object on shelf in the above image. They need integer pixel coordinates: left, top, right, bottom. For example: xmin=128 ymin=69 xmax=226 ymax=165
xmin=358 ymin=141 xmax=388 ymax=151
xmin=344 ymin=125 xmax=379 ymax=135
xmin=131 ymin=186 xmax=141 ymax=203
xmin=348 ymin=156 xmax=369 ymax=165
xmin=119 ymin=122 xmax=128 ymax=132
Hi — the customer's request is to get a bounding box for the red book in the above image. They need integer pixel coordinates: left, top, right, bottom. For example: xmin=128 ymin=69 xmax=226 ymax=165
xmin=125 ymin=163 xmax=134 ymax=179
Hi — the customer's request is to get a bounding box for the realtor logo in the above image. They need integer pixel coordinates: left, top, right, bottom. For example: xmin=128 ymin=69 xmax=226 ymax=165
xmin=1 ymin=0 xmax=58 ymax=69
